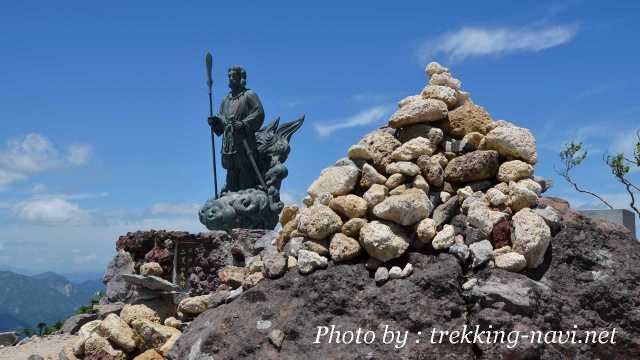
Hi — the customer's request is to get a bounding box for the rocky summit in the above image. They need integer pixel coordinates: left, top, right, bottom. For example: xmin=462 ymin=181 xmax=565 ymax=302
xmin=63 ymin=62 xmax=640 ymax=360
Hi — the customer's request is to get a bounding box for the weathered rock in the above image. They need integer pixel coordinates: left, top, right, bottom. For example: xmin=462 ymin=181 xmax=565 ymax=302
xmin=470 ymin=240 xmax=493 ymax=268
xmin=432 ymin=224 xmax=456 ymax=250
xmin=329 ymin=233 xmax=362 ymax=262
xmin=385 ymin=161 xmax=420 ymax=176
xmin=296 ymin=249 xmax=328 ymax=274
xmin=384 ymin=173 xmax=405 ymax=189
xmin=374 ymin=266 xmax=389 ymax=285
xmin=511 ymin=208 xmax=551 ymax=268
xmin=140 ymin=262 xmax=163 ymax=277
xmin=0 ymin=332 xmax=18 ymax=346
xmin=388 ymin=266 xmax=403 ymax=279
xmin=425 ymin=61 xmax=449 ymax=76
xmin=360 ymin=221 xmax=410 ymax=262
xmin=93 ymin=303 xmax=124 ymax=320
xmin=440 ymin=191 xmax=452 ymax=203
xmin=62 ymin=313 xmax=98 ymax=334
xmin=329 ymin=194 xmax=368 ymax=219
xmin=120 ymin=274 xmax=179 ymax=292
xmin=494 ymin=252 xmax=527 ymax=272
xmin=359 ymin=163 xmax=387 ymax=188
xmin=341 ymin=217 xmax=367 ymax=238
xmin=133 ymin=349 xmax=165 ymax=360
xmin=279 ymin=204 xmax=299 ymax=226
xmin=217 ymin=266 xmax=248 ymax=289
xmin=391 ymin=136 xmax=435 ymax=161
xmin=120 ymin=303 xmax=160 ymax=325
xmin=388 ymin=184 xmax=408 ymax=196
xmin=490 ymin=218 xmax=512 ymax=249
xmin=302 ymin=238 xmax=330 ymax=257
xmin=84 ymin=333 xmax=127 ymax=360
xmin=509 ymin=181 xmax=539 ymax=211
xmin=388 ymin=98 xmax=448 ymax=128
xmin=441 ymin=100 xmax=492 ymax=138
xmin=283 ymin=236 xmax=304 ymax=257
xmin=432 ymin=195 xmax=460 ymax=227
xmin=421 ymin=85 xmax=458 ymax=108
xmin=103 ymin=250 xmax=135 ymax=302
xmin=307 ymin=165 xmax=359 ymax=198
xmin=497 ymin=160 xmax=533 ymax=183
xmin=449 ymin=243 xmax=470 ymax=262
xmin=243 ymin=272 xmax=265 ymax=289
xmin=518 ymin=177 xmax=543 ymax=195
xmin=98 ymin=314 xmax=137 ymax=353
xmin=297 ymin=205 xmax=343 ymax=240
xmin=396 ymin=124 xmax=444 ymax=146
xmin=416 ymin=155 xmax=444 ymax=187
xmin=429 ymin=72 xmax=461 ymax=90
xmin=415 ymin=218 xmax=437 ymax=248
xmin=398 ymin=94 xmax=421 ymax=108
xmin=131 ymin=318 xmax=181 ymax=353
xmin=467 ymin=270 xmax=543 ymax=314
xmin=163 ymin=317 xmax=182 ymax=330
xmin=347 ymin=144 xmax=373 ymax=160
xmin=373 ymin=188 xmax=433 ymax=226
xmin=357 ymin=130 xmax=402 ymax=173
xmin=444 ymin=150 xmax=499 ymax=183
xmin=485 ymin=125 xmax=538 ymax=164
xmin=412 ymin=174 xmax=430 ymax=193
xmin=486 ymin=187 xmax=508 ymax=207
xmin=262 ymin=251 xmax=288 ymax=279
xmin=467 ymin=202 xmax=509 ymax=236
xmin=533 ymin=206 xmax=562 ymax=234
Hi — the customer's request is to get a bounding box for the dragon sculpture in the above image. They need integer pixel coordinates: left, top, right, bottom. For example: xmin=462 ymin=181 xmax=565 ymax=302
xmin=199 ymin=116 xmax=304 ymax=231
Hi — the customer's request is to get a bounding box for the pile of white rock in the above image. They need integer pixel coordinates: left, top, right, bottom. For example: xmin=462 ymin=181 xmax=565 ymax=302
xmin=276 ymin=62 xmax=561 ymax=284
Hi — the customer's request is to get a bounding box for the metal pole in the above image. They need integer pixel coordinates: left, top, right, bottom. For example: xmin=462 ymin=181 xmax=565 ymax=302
xmin=205 ymin=52 xmax=219 ymax=199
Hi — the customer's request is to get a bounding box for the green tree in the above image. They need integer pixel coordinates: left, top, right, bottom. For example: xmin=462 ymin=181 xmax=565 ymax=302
xmin=19 ymin=328 xmax=33 ymax=337
xmin=558 ymin=130 xmax=639 ymax=217
xmin=36 ymin=322 xmax=47 ymax=336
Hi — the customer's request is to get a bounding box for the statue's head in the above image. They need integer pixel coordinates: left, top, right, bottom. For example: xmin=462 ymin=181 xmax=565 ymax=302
xmin=228 ymin=66 xmax=247 ymax=93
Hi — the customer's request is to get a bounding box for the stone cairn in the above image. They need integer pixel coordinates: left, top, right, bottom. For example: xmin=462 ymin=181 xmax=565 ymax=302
xmin=274 ymin=61 xmax=560 ymax=284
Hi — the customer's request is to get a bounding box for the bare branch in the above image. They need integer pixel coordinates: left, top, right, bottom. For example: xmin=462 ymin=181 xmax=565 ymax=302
xmin=556 ymin=141 xmax=614 ymax=209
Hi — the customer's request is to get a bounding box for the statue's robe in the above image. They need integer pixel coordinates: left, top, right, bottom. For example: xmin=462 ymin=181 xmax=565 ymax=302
xmin=212 ymin=88 xmax=265 ymax=192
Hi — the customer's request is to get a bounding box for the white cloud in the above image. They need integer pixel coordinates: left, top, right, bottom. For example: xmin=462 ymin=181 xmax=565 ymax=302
xmin=611 ymin=130 xmax=639 ymax=156
xmin=31 ymin=183 xmax=47 ymax=193
xmin=280 ymin=190 xmax=305 ymax=205
xmin=418 ymin=24 xmax=578 ymax=63
xmin=0 ymin=133 xmax=92 ymax=188
xmin=149 ymin=202 xmax=200 ymax=216
xmin=73 ymin=253 xmax=97 ymax=264
xmin=11 ymin=197 xmax=90 ymax=225
xmin=314 ymin=105 xmax=392 ymax=137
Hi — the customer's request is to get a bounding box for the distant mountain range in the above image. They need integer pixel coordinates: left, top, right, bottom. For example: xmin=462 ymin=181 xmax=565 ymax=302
xmin=0 ymin=270 xmax=105 ymax=332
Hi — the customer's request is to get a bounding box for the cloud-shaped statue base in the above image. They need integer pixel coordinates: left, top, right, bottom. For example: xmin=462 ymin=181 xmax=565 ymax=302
xmin=199 ymin=188 xmax=282 ymax=232
xmin=198 ymin=116 xmax=304 ymax=232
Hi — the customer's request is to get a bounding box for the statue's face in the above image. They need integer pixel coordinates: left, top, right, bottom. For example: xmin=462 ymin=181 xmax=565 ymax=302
xmin=228 ymin=70 xmax=243 ymax=92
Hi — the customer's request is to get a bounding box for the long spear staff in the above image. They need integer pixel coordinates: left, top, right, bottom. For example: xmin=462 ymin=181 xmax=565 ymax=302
xmin=205 ymin=52 xmax=219 ymax=199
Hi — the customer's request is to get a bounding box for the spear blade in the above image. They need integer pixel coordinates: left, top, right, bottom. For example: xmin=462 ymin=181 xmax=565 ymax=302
xmin=205 ymin=52 xmax=213 ymax=90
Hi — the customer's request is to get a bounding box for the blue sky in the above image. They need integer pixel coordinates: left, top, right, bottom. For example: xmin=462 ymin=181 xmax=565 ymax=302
xmin=0 ymin=1 xmax=638 ymax=273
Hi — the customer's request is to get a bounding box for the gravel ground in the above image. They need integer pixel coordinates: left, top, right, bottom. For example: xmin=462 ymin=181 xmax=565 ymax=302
xmin=0 ymin=334 xmax=78 ymax=360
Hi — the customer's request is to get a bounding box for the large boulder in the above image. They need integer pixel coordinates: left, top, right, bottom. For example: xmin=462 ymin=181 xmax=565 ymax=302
xmin=62 ymin=313 xmax=98 ymax=334
xmin=98 ymin=314 xmax=137 ymax=353
xmin=169 ymin=253 xmax=473 ymax=360
xmin=485 ymin=125 xmax=538 ymax=165
xmin=372 ymin=188 xmax=433 ymax=226
xmin=103 ymin=249 xmax=135 ymax=302
xmin=444 ymin=150 xmax=499 ymax=183
xmin=0 ymin=332 xmax=18 ymax=346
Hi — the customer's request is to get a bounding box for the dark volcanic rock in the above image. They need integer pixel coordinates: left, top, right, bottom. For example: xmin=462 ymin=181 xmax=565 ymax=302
xmin=169 ymin=197 xmax=640 ymax=359
xmin=465 ymin=204 xmax=640 ymax=359
xmin=169 ymin=253 xmax=475 ymax=360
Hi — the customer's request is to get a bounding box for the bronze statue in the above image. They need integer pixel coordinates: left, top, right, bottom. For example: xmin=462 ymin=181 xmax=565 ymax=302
xmin=199 ymin=58 xmax=304 ymax=232
xmin=208 ymin=66 xmax=265 ymax=193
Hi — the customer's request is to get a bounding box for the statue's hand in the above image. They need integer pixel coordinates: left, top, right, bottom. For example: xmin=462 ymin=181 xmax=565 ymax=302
xmin=232 ymin=120 xmax=245 ymax=130
xmin=208 ymin=116 xmax=222 ymax=127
